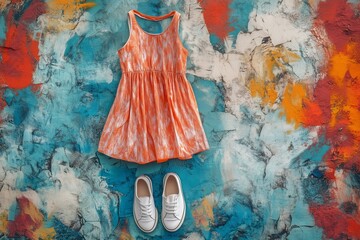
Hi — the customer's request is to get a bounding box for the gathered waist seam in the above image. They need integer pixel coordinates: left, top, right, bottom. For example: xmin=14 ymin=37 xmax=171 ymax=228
xmin=122 ymin=70 xmax=186 ymax=74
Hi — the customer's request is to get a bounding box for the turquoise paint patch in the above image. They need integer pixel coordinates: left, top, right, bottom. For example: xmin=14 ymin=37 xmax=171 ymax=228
xmin=3 ymin=88 xmax=38 ymax=126
xmin=288 ymin=227 xmax=323 ymax=240
xmin=0 ymin=15 xmax=5 ymax=44
xmin=213 ymin=195 xmax=264 ymax=239
xmin=291 ymin=136 xmax=330 ymax=166
xmin=191 ymin=76 xmax=225 ymax=113
xmin=302 ymin=167 xmax=330 ymax=204
xmin=8 ymin=201 xmax=18 ymax=221
xmin=228 ymin=0 xmax=254 ymax=46
xmin=53 ymin=218 xmax=85 ymax=239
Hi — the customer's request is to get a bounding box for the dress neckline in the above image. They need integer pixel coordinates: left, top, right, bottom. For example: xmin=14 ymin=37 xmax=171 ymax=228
xmin=131 ymin=9 xmax=177 ymax=37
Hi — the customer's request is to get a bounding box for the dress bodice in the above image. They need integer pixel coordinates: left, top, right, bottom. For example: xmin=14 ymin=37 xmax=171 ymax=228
xmin=118 ymin=9 xmax=188 ymax=73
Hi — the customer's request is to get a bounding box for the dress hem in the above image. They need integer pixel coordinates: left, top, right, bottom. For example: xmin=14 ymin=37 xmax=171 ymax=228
xmin=97 ymin=146 xmax=210 ymax=165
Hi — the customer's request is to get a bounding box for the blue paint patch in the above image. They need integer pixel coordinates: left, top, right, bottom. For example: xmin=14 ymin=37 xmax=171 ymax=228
xmin=291 ymin=135 xmax=331 ymax=205
xmin=228 ymin=0 xmax=254 ymax=47
xmin=13 ymin=0 xmax=32 ymax=22
xmin=7 ymin=201 xmax=18 ymax=221
xmin=302 ymin=170 xmax=330 ymax=205
xmin=291 ymin=135 xmax=330 ymax=167
xmin=0 ymin=15 xmax=5 ymax=44
xmin=53 ymin=217 xmax=86 ymax=239
xmin=345 ymin=171 xmax=360 ymax=189
xmin=3 ymin=88 xmax=38 ymax=126
xmin=213 ymin=195 xmax=264 ymax=239
xmin=288 ymin=226 xmax=323 ymax=240
xmin=192 ymin=76 xmax=225 ymax=113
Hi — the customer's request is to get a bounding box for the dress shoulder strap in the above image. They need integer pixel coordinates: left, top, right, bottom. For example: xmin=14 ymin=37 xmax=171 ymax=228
xmin=127 ymin=10 xmax=135 ymax=32
xmin=132 ymin=9 xmax=177 ymax=22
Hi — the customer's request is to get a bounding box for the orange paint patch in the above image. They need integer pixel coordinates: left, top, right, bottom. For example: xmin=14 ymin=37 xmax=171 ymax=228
xmin=191 ymin=193 xmax=216 ymax=230
xmin=249 ymin=78 xmax=265 ymax=98
xmin=280 ymin=82 xmax=308 ymax=128
xmin=249 ymin=79 xmax=278 ymax=105
xmin=329 ymin=53 xmax=351 ymax=86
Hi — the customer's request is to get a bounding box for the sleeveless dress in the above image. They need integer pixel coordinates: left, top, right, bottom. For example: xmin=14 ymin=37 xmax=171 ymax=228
xmin=97 ymin=9 xmax=209 ymax=164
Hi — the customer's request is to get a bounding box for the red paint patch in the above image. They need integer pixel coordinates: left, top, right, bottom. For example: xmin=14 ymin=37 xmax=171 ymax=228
xmin=310 ymin=202 xmax=360 ymax=239
xmin=316 ymin=0 xmax=360 ymax=51
xmin=0 ymin=0 xmax=46 ymax=89
xmin=305 ymin=0 xmax=360 ymax=238
xmin=7 ymin=196 xmax=44 ymax=239
xmin=302 ymin=75 xmax=333 ymax=127
xmin=197 ymin=0 xmax=234 ymax=40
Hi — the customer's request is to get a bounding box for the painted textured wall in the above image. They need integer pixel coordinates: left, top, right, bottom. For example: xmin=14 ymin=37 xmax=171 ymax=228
xmin=0 ymin=0 xmax=360 ymax=239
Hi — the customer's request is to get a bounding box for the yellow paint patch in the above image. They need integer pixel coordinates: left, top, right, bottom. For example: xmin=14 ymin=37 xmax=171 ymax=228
xmin=280 ymin=82 xmax=308 ymax=129
xmin=262 ymin=46 xmax=301 ymax=81
xmin=192 ymin=193 xmax=216 ymax=230
xmin=0 ymin=211 xmax=9 ymax=234
xmin=33 ymin=226 xmax=56 ymax=240
xmin=46 ymin=0 xmax=96 ymax=31
xmin=248 ymin=44 xmax=300 ymax=107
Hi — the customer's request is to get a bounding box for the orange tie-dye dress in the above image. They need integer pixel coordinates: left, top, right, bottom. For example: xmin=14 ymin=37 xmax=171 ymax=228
xmin=97 ymin=9 xmax=209 ymax=164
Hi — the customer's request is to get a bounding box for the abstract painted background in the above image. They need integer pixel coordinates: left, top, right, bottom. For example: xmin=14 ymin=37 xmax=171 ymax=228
xmin=1 ymin=0 xmax=360 ymax=239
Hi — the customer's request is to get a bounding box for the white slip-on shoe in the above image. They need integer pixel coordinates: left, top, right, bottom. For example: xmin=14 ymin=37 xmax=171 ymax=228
xmin=161 ymin=173 xmax=186 ymax=232
xmin=133 ymin=175 xmax=158 ymax=233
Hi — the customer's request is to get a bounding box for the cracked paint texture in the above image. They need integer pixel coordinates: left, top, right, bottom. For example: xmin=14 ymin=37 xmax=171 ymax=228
xmin=0 ymin=0 xmax=360 ymax=239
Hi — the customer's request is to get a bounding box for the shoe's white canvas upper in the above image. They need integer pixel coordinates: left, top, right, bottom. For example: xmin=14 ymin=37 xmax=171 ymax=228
xmin=133 ymin=175 xmax=158 ymax=232
xmin=161 ymin=173 xmax=186 ymax=232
